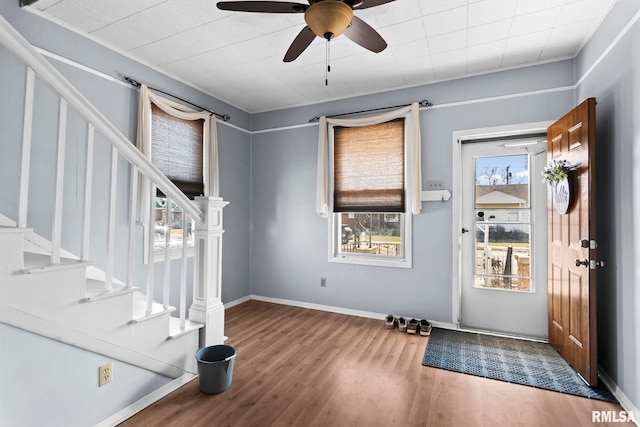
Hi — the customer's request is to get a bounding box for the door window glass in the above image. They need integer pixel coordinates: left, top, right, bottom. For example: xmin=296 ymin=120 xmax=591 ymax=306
xmin=474 ymin=154 xmax=532 ymax=291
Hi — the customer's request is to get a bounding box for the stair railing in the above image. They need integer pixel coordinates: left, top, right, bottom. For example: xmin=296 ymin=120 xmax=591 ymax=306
xmin=0 ymin=15 xmax=226 ymax=344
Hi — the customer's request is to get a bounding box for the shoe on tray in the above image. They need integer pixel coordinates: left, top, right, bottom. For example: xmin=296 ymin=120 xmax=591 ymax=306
xmin=407 ymin=318 xmax=418 ymax=334
xmin=384 ymin=314 xmax=397 ymax=329
xmin=397 ymin=317 xmax=408 ymax=332
xmin=419 ymin=319 xmax=432 ymax=336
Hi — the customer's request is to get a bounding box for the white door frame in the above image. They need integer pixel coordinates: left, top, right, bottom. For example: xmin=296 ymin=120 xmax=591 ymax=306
xmin=451 ymin=121 xmax=553 ymax=327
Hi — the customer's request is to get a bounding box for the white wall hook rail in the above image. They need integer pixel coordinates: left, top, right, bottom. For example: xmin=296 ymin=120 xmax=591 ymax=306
xmin=421 ymin=190 xmax=451 ymax=202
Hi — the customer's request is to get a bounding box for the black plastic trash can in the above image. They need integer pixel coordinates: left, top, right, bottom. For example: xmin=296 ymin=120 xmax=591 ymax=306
xmin=195 ymin=345 xmax=237 ymax=394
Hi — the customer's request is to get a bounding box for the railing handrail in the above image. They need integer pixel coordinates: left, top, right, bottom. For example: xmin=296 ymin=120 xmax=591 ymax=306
xmin=0 ymin=15 xmax=204 ymax=224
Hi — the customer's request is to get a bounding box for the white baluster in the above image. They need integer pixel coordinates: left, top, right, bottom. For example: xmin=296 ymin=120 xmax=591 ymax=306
xmin=163 ymin=196 xmax=172 ymax=309
xmin=104 ymin=145 xmax=118 ymax=291
xmin=126 ymin=165 xmax=139 ymax=288
xmin=146 ymin=183 xmax=156 ymax=315
xmin=179 ymin=213 xmax=189 ymax=330
xmin=81 ymin=124 xmax=94 ymax=261
xmin=51 ymin=98 xmax=67 ymax=265
xmin=18 ymin=67 xmax=35 ymax=228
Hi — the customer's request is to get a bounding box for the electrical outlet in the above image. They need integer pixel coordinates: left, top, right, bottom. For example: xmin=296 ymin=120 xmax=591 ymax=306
xmin=99 ymin=362 xmax=112 ymax=387
xmin=320 ymin=277 xmax=327 ymax=287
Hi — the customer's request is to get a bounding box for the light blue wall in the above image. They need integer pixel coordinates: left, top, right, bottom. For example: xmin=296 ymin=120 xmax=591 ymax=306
xmin=574 ymin=0 xmax=640 ymax=412
xmin=250 ymin=62 xmax=574 ymax=320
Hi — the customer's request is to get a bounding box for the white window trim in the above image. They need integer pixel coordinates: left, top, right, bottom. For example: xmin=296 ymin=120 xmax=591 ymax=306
xmin=327 ymin=114 xmax=413 ymax=269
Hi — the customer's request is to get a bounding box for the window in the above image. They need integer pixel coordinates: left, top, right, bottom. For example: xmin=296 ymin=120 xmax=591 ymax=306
xmin=150 ymin=104 xmax=204 ymax=254
xmin=137 ymin=84 xmax=218 ymax=262
xmin=153 ymin=197 xmax=195 ymax=252
xmin=473 ymin=154 xmax=533 ymax=291
xmin=329 ymin=118 xmax=412 ymax=268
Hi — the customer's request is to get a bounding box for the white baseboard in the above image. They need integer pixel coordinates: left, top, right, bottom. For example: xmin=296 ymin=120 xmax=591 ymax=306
xmin=250 ymin=294 xmax=387 ymax=320
xmin=247 ymin=295 xmax=458 ymax=330
xmin=598 ymin=368 xmax=640 ymax=426
xmin=224 ymin=295 xmax=251 ymax=310
xmin=95 ymin=373 xmax=196 ymax=427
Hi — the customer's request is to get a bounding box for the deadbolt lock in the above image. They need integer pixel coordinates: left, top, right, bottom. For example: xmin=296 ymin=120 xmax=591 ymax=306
xmin=575 ymin=259 xmax=605 ymax=269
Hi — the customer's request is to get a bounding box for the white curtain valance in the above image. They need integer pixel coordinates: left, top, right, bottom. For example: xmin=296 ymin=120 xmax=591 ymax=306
xmin=315 ymin=102 xmax=422 ymax=217
xmin=136 ymin=84 xmax=220 ymax=219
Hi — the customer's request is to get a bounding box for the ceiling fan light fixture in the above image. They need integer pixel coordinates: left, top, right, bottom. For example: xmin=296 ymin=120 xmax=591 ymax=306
xmin=304 ymin=0 xmax=353 ymax=40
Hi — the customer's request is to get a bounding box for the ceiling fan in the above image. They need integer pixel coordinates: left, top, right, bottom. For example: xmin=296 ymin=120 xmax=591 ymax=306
xmin=216 ymin=0 xmax=395 ymax=62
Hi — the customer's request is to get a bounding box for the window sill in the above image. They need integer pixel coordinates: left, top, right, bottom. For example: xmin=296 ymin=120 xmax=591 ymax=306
xmin=329 ymin=255 xmax=412 ymax=269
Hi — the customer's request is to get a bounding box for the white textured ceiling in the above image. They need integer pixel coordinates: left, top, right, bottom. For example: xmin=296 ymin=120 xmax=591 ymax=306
xmin=29 ymin=0 xmax=617 ymax=113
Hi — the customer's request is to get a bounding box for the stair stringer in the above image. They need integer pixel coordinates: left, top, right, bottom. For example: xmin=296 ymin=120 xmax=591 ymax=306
xmin=0 ymin=303 xmax=193 ymax=378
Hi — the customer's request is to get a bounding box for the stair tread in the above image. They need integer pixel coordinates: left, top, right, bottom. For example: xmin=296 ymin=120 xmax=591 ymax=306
xmin=85 ymin=266 xmax=127 ymax=286
xmin=83 ymin=279 xmax=137 ymax=301
xmin=168 ymin=317 xmax=204 ymax=339
xmin=24 ymin=251 xmax=76 ymax=265
xmin=22 ymin=251 xmax=90 ymax=273
xmin=131 ymin=292 xmax=176 ymax=322
xmin=0 ymin=226 xmax=32 ymax=234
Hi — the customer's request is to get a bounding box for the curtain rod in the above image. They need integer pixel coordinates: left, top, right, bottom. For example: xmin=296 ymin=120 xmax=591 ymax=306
xmin=310 ymin=99 xmax=432 ymax=123
xmin=124 ymin=76 xmax=230 ymax=122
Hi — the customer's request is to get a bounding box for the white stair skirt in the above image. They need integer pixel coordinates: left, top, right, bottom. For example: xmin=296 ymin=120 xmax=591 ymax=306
xmin=0 ymin=226 xmax=202 ymax=378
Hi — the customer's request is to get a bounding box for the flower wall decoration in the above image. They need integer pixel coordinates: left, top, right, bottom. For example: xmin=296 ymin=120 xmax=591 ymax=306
xmin=542 ymin=159 xmax=571 ymax=185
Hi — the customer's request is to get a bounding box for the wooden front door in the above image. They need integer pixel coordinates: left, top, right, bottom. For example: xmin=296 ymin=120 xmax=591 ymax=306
xmin=547 ymin=98 xmax=598 ymax=386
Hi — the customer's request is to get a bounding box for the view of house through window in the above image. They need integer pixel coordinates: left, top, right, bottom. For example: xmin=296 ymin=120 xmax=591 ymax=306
xmin=154 ymin=197 xmax=195 ymax=250
xmin=338 ymin=213 xmax=403 ymax=257
xmin=474 ymin=154 xmax=532 ymax=291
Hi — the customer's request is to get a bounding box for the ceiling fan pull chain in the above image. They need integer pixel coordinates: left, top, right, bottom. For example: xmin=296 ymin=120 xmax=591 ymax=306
xmin=325 ymin=39 xmax=331 ymax=86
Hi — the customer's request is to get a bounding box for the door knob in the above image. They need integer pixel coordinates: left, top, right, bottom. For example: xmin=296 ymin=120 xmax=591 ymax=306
xmin=595 ymin=260 xmax=605 ymax=268
xmin=461 ymin=228 xmax=469 ymax=234
xmin=575 ymin=258 xmax=589 ymax=267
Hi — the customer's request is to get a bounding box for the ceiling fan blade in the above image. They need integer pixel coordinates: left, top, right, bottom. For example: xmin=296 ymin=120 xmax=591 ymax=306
xmin=283 ymin=26 xmax=316 ymax=62
xmin=352 ymin=0 xmax=395 ymax=10
xmin=217 ymin=1 xmax=308 ymax=13
xmin=342 ymin=16 xmax=387 ymax=53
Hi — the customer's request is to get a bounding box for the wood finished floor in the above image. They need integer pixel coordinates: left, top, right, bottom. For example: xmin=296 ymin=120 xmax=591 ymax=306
xmin=120 ymin=300 xmax=630 ymax=426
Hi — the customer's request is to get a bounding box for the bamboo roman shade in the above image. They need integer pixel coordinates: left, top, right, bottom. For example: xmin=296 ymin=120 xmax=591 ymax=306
xmin=333 ymin=118 xmax=405 ymax=212
xmin=150 ymin=103 xmax=204 ymax=198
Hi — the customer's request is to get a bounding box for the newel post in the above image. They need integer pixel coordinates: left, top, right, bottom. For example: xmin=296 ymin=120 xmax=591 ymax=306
xmin=189 ymin=196 xmax=229 ymax=347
